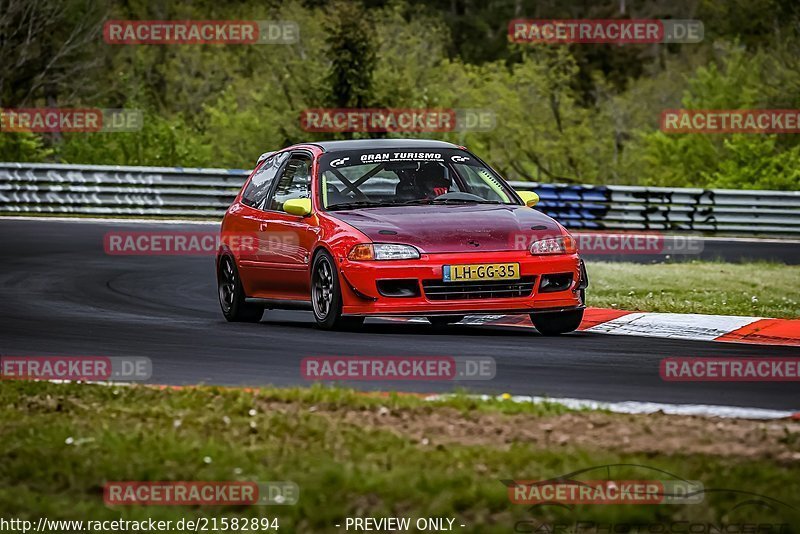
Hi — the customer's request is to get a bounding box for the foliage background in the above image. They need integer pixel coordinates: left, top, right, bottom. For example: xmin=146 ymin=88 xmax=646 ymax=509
xmin=1 ymin=0 xmax=799 ymax=190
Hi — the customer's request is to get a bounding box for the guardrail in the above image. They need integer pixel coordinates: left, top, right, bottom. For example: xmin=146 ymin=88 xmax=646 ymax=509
xmin=1 ymin=162 xmax=798 ymax=235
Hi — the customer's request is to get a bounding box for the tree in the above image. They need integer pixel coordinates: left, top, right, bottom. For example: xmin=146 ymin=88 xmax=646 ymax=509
xmin=323 ymin=1 xmax=377 ymax=110
xmin=0 ymin=0 xmax=106 ymax=107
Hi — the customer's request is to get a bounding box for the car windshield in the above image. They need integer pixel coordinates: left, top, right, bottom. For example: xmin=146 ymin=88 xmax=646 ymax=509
xmin=318 ymin=149 xmax=517 ymax=210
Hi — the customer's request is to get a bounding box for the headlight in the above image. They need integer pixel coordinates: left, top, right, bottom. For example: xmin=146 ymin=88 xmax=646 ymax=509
xmin=348 ymin=243 xmax=421 ymax=261
xmin=529 ymin=236 xmax=577 ymax=255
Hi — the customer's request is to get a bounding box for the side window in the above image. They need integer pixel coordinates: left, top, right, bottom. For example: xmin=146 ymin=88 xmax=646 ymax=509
xmin=454 ymin=164 xmax=510 ymax=202
xmin=267 ymin=154 xmax=312 ymax=211
xmin=241 ymin=151 xmax=289 ymax=209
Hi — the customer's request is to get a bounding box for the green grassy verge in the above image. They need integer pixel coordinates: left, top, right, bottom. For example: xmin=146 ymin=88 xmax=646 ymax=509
xmin=587 ymin=260 xmax=800 ymax=318
xmin=1 ymin=381 xmax=798 ymax=532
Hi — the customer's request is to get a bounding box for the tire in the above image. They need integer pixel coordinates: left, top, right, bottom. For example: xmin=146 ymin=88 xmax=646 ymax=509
xmin=311 ymin=250 xmax=364 ymax=330
xmin=427 ymin=315 xmax=465 ymax=327
xmin=531 ymin=308 xmax=584 ymax=335
xmin=217 ymin=255 xmax=264 ymax=322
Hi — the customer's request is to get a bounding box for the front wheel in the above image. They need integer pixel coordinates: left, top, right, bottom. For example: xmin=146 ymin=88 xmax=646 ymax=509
xmin=311 ymin=251 xmax=364 ymax=330
xmin=217 ymin=255 xmax=264 ymax=322
xmin=530 ymin=308 xmax=584 ymax=335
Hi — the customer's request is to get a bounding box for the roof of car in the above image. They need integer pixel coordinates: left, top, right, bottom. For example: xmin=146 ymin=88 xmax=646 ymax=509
xmin=307 ymin=139 xmax=461 ymax=152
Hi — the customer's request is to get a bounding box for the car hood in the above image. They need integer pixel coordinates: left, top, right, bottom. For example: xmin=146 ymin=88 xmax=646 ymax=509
xmin=329 ymin=204 xmax=563 ymax=253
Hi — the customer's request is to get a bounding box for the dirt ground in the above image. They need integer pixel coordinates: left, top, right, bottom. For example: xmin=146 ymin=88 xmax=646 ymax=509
xmin=265 ymin=401 xmax=800 ymax=462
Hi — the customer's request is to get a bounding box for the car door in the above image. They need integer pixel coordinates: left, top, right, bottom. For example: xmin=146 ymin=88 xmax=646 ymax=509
xmin=233 ymin=151 xmax=290 ymax=294
xmin=254 ymin=151 xmax=318 ymax=300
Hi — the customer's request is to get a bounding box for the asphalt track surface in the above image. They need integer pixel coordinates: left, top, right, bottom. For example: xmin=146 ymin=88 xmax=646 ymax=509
xmin=0 ymin=218 xmax=798 ymax=411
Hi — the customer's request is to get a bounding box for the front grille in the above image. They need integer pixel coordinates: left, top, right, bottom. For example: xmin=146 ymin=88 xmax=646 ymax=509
xmin=422 ymin=277 xmax=536 ymax=301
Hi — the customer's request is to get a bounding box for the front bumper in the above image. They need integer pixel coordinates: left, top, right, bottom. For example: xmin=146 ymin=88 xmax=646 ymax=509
xmin=338 ymin=250 xmax=585 ymax=316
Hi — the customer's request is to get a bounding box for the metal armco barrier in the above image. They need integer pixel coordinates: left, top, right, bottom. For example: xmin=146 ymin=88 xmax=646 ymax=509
xmin=1 ymin=162 xmax=798 ymax=235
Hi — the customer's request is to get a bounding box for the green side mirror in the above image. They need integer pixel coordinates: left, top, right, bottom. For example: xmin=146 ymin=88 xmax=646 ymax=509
xmin=517 ymin=190 xmax=540 ymax=207
xmin=283 ymin=198 xmax=312 ymax=216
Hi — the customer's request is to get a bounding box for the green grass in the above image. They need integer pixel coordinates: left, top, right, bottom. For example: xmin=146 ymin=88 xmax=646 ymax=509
xmin=1 ymin=381 xmax=798 ymax=532
xmin=587 ymin=260 xmax=800 ymax=318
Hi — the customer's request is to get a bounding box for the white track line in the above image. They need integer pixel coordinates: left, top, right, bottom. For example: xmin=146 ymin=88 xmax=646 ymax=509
xmin=427 ymin=393 xmax=798 ymax=420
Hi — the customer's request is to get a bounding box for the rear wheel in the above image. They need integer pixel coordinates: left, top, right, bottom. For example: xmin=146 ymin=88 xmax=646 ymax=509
xmin=427 ymin=315 xmax=465 ymax=327
xmin=531 ymin=308 xmax=584 ymax=335
xmin=217 ymin=255 xmax=264 ymax=322
xmin=311 ymin=251 xmax=364 ymax=330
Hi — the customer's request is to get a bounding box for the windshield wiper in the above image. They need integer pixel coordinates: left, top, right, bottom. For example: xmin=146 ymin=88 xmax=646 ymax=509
xmin=327 ymin=198 xmax=503 ymax=211
xmin=439 ymin=198 xmax=501 ymax=204
xmin=327 ymin=200 xmax=401 ymax=211
xmin=400 ymin=198 xmax=502 ymax=205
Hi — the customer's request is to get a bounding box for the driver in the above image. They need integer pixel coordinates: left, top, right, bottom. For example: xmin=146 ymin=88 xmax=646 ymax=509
xmin=413 ymin=162 xmax=451 ymax=198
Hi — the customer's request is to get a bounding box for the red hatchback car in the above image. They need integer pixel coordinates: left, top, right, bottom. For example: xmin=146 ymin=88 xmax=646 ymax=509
xmin=216 ymin=139 xmax=587 ymax=334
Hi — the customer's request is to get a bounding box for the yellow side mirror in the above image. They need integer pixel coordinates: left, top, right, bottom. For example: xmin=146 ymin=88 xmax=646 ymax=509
xmin=283 ymin=198 xmax=312 ymax=216
xmin=517 ymin=190 xmax=540 ymax=207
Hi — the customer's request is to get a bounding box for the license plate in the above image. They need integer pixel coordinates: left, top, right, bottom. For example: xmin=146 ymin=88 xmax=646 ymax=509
xmin=443 ymin=263 xmax=520 ymax=282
